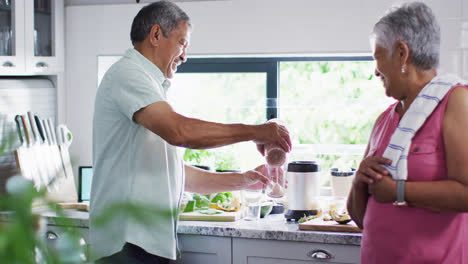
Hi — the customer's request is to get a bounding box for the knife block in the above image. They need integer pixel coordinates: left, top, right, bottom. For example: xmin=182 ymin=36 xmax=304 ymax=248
xmin=45 ymin=170 xmax=78 ymax=203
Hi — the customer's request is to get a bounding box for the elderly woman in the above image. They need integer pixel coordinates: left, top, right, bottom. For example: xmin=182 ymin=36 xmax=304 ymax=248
xmin=347 ymin=2 xmax=468 ymax=263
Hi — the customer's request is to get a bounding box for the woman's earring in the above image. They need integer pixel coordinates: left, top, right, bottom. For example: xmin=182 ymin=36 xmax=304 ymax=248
xmin=401 ymin=65 xmax=406 ymax=73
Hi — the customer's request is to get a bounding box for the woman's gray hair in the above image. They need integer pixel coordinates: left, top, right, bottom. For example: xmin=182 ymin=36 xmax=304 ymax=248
xmin=130 ymin=0 xmax=192 ymax=45
xmin=371 ymin=2 xmax=440 ymax=70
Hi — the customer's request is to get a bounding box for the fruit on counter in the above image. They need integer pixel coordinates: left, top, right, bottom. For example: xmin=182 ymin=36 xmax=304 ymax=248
xmin=323 ymin=213 xmax=332 ymax=221
xmin=330 ymin=210 xmax=352 ymax=224
xmin=208 ymin=199 xmax=239 ymax=212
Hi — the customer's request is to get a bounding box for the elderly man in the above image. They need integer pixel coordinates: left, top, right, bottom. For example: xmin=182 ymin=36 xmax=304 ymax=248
xmin=90 ymin=1 xmax=291 ymax=263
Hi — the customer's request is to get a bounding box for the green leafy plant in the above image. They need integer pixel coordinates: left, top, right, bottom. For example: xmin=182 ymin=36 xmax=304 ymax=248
xmin=0 ymin=115 xmax=176 ymax=263
xmin=183 ymin=149 xmax=212 ymax=166
xmin=214 ymin=149 xmax=240 ymax=171
xmin=0 ymin=116 xmax=85 ymax=263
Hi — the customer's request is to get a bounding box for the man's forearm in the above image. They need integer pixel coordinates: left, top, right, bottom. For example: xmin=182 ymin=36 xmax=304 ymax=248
xmin=184 ymin=165 xmax=246 ymax=194
xmin=176 ymin=117 xmax=258 ymax=149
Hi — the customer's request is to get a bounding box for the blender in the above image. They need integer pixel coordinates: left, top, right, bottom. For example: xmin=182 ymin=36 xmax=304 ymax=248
xmin=284 ymin=161 xmax=321 ymax=221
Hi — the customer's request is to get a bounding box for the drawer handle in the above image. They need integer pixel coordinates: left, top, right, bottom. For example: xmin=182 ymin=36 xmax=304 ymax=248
xmin=307 ymin=249 xmax=334 ymax=260
xmin=2 ymin=61 xmax=15 ymax=67
xmin=36 ymin=62 xmax=49 ymax=68
xmin=46 ymin=231 xmax=58 ymax=240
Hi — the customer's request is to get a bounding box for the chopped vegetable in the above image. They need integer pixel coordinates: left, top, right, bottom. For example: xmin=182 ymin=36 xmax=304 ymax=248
xmin=183 ymin=200 xmax=196 ymax=213
xmin=298 ymin=210 xmax=323 ymax=223
xmin=182 ymin=192 xmax=236 ymax=213
xmin=199 ymin=208 xmax=222 ymax=215
xmin=193 ymin=193 xmax=210 ymax=209
xmin=211 ymin=193 xmax=227 ymax=204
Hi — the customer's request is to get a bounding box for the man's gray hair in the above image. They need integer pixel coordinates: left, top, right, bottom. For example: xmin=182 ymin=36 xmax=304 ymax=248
xmin=371 ymin=2 xmax=440 ymax=70
xmin=130 ymin=0 xmax=191 ymax=45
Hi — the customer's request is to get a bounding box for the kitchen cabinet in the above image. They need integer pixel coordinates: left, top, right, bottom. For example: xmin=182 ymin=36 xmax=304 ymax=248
xmin=42 ymin=227 xmax=232 ymax=264
xmin=176 ymin=234 xmax=231 ymax=264
xmin=232 ymin=238 xmax=360 ymax=264
xmin=44 ymin=225 xmax=90 ymax=261
xmin=0 ymin=0 xmax=64 ymax=75
xmin=41 ymin=228 xmax=359 ymax=264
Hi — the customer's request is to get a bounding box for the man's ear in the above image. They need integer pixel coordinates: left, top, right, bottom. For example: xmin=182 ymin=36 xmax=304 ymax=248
xmin=149 ymin=24 xmax=161 ymax=47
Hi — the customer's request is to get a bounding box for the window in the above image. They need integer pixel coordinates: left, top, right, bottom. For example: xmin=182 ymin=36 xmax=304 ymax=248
xmin=278 ymin=60 xmax=393 ymax=184
xmin=171 ymin=60 xmax=275 ymax=171
xmin=176 ymin=57 xmax=393 ymax=184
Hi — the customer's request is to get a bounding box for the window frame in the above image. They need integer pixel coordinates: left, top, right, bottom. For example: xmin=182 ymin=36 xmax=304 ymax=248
xmin=177 ymin=56 xmax=374 ymax=121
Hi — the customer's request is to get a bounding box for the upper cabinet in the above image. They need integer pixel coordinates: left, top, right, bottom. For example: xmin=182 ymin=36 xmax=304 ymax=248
xmin=0 ymin=0 xmax=64 ymax=76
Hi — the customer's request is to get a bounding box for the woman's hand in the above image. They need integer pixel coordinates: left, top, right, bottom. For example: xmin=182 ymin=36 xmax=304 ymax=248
xmin=368 ymin=175 xmax=397 ymax=203
xmin=354 ymin=156 xmax=392 ymax=187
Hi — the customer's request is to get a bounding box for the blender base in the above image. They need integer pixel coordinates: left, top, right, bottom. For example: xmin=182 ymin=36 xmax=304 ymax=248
xmin=284 ymin=209 xmax=319 ymax=221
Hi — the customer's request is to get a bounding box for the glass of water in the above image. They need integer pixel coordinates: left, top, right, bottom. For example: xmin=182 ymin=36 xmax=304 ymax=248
xmin=242 ymin=190 xmax=262 ymax=221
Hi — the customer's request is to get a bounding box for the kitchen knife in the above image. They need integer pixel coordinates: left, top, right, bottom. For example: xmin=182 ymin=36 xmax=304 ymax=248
xmin=44 ymin=118 xmax=65 ymax=180
xmin=27 ymin=111 xmax=50 ymax=191
xmin=47 ymin=118 xmax=67 ymax=179
xmin=35 ymin=114 xmax=59 ymax=191
xmin=14 ymin=115 xmax=32 ymax=181
xmin=57 ymin=124 xmax=74 ymax=180
xmin=20 ymin=115 xmax=42 ymax=190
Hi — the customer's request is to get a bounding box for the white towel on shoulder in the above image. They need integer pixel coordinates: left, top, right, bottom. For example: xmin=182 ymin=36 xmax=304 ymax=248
xmin=382 ymin=74 xmax=465 ymax=180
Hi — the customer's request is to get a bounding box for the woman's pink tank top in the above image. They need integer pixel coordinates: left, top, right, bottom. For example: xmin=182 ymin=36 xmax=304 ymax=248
xmin=361 ymin=86 xmax=468 ymax=264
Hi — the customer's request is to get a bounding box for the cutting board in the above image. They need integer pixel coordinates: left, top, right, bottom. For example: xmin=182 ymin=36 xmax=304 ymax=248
xmin=299 ymin=218 xmax=361 ymax=233
xmin=179 ymin=209 xmax=243 ymax=222
xmin=56 ymin=202 xmax=89 ymax=211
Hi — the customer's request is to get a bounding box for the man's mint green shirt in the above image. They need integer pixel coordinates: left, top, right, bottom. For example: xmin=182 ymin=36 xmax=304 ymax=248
xmin=91 ymin=48 xmax=184 ymax=260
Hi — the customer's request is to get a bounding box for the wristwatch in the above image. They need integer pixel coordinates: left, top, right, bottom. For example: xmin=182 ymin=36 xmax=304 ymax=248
xmin=393 ymin=180 xmax=408 ymax=206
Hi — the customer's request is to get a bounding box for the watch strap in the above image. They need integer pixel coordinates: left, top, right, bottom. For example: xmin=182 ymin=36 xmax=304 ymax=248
xmin=393 ymin=180 xmax=408 ymax=206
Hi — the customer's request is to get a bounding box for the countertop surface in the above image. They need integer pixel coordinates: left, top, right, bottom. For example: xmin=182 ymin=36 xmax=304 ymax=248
xmin=1 ymin=209 xmax=362 ymax=246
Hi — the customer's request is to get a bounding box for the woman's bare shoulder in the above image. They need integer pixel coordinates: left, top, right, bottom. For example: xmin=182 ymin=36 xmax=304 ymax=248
xmin=448 ymin=85 xmax=468 ymax=105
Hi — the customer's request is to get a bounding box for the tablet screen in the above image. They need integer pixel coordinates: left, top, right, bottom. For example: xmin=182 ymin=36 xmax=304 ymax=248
xmin=79 ymin=166 xmax=93 ymax=202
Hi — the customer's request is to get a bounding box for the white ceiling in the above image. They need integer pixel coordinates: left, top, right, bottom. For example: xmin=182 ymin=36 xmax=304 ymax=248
xmin=65 ymin=0 xmax=230 ymax=6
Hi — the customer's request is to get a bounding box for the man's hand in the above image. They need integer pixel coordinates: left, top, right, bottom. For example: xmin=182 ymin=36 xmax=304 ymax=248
xmin=354 ymin=156 xmax=392 ymax=188
xmin=242 ymin=165 xmax=271 ymax=191
xmin=368 ymin=175 xmax=397 ymax=203
xmin=254 ymin=122 xmax=292 ymax=156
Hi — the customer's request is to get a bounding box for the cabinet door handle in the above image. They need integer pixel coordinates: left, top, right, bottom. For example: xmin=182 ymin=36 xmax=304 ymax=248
xmin=307 ymin=249 xmax=334 ymax=260
xmin=46 ymin=231 xmax=58 ymax=241
xmin=2 ymin=61 xmax=15 ymax=67
xmin=36 ymin=62 xmax=49 ymax=68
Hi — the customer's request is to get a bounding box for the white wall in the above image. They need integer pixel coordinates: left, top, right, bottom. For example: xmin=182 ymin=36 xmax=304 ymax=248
xmin=65 ymin=0 xmax=468 ymax=171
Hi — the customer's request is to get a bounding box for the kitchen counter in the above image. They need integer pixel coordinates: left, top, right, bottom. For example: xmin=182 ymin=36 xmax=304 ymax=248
xmin=1 ymin=209 xmax=361 ymax=246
